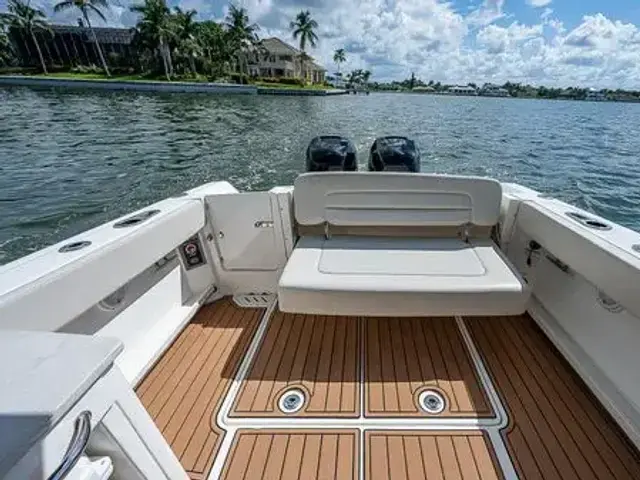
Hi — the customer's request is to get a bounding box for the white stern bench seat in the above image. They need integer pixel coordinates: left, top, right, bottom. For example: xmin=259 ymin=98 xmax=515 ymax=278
xmin=278 ymin=173 xmax=529 ymax=317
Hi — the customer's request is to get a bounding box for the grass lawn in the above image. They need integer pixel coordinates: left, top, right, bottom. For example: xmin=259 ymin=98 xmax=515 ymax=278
xmin=35 ymin=72 xmax=216 ymax=83
xmin=14 ymin=72 xmax=336 ymax=91
xmin=254 ymin=81 xmax=329 ymax=90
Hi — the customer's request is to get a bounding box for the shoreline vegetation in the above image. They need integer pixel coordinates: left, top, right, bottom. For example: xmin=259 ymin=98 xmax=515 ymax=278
xmin=0 ymin=0 xmax=338 ymax=92
xmin=2 ymin=1 xmax=639 ymax=101
xmin=366 ymin=73 xmax=640 ymax=103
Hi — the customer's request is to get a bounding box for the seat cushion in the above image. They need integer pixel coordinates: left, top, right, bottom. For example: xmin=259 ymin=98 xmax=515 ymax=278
xmin=278 ymin=236 xmax=529 ymax=317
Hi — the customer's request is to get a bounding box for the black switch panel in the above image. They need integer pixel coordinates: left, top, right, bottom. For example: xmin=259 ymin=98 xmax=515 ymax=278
xmin=180 ymin=235 xmax=206 ymax=270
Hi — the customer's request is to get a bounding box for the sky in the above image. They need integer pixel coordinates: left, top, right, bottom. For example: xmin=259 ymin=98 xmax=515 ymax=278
xmin=4 ymin=0 xmax=640 ymax=88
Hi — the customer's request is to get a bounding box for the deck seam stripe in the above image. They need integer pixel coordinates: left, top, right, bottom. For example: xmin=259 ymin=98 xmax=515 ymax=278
xmin=166 ymin=305 xmax=240 ymax=446
xmin=436 ymin=319 xmax=461 ymax=413
xmin=207 ymin=298 xmax=278 ymax=480
xmin=471 ymin=320 xmax=549 ymax=479
xmin=466 ymin=435 xmax=483 ymax=480
xmin=249 ymin=310 xmax=286 ymax=411
xmin=261 ymin=309 xmax=296 ymax=412
xmin=420 ymin=318 xmax=442 ymax=403
xmin=442 ymin=319 xmax=469 ymax=414
xmin=455 ymin=316 xmax=518 ymax=480
xmin=514 ymin=317 xmax=637 ymax=474
xmin=152 ymin=302 xmax=230 ymax=419
xmin=141 ymin=301 xmax=226 ymax=407
xmin=484 ymin=318 xmax=579 ymax=478
xmin=178 ymin=309 xmax=251 ymax=465
xmin=450 ymin=317 xmax=492 ymax=416
xmin=319 ymin=316 xmax=338 ymax=411
xmin=502 ymin=317 xmax=610 ymax=479
xmin=277 ymin=434 xmax=290 ymax=480
xmin=359 ymin=317 xmax=365 ymax=480
xmin=398 ymin=318 xmax=417 ymax=413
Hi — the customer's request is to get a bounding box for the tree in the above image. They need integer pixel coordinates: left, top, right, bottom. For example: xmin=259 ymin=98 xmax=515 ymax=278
xmin=362 ymin=69 xmax=371 ymax=85
xmin=290 ymin=10 xmax=318 ymax=82
xmin=333 ymin=48 xmax=345 ymax=75
xmin=224 ymin=4 xmax=259 ymax=79
xmin=0 ymin=24 xmax=15 ymax=66
xmin=0 ymin=0 xmax=49 ymax=74
xmin=195 ymin=20 xmax=232 ymax=77
xmin=130 ymin=0 xmax=173 ymax=80
xmin=54 ymin=0 xmax=111 ymax=76
xmin=172 ymin=6 xmax=200 ymax=75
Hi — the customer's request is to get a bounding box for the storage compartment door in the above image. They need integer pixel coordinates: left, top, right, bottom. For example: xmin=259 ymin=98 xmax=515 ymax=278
xmin=206 ymin=192 xmax=280 ymax=271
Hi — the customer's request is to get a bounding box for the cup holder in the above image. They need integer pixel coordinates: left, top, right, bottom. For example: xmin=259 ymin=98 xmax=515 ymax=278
xmin=58 ymin=240 xmax=92 ymax=253
xmin=566 ymin=211 xmax=612 ymax=231
xmin=114 ymin=209 xmax=160 ymax=229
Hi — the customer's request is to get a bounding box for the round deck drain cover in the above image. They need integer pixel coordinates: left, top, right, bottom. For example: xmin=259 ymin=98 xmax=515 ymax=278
xmin=418 ymin=390 xmax=446 ymax=414
xmin=278 ymin=389 xmax=305 ymax=414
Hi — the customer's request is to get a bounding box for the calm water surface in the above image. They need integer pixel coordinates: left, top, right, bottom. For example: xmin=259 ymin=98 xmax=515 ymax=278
xmin=1 ymin=87 xmax=639 ymax=264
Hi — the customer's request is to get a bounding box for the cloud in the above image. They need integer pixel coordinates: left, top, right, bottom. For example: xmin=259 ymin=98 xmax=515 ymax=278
xmin=527 ymin=0 xmax=552 ymax=7
xmin=467 ymin=0 xmax=505 ymax=27
xmin=477 ymin=22 xmax=543 ymax=54
xmin=540 ymin=7 xmax=553 ymax=20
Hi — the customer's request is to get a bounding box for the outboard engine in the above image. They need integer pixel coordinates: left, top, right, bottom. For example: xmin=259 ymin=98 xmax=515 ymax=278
xmin=368 ymin=136 xmax=420 ymax=172
xmin=306 ymin=136 xmax=357 ymax=172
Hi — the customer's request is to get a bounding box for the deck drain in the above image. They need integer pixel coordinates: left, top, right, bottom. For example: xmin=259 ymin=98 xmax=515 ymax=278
xmin=418 ymin=390 xmax=446 ymax=415
xmin=278 ymin=389 xmax=305 ymax=414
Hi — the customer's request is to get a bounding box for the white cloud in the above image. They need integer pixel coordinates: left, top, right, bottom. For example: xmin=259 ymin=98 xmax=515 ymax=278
xmin=477 ymin=22 xmax=543 ymax=54
xmin=467 ymin=0 xmax=505 ymax=27
xmin=527 ymin=0 xmax=552 ymax=7
xmin=540 ymin=7 xmax=553 ymax=20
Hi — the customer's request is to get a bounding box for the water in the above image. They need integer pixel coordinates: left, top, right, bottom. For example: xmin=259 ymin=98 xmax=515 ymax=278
xmin=2 ymin=87 xmax=640 ymax=264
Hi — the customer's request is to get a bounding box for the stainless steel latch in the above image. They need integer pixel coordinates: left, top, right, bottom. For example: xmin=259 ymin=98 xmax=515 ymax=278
xmin=254 ymin=220 xmax=274 ymax=228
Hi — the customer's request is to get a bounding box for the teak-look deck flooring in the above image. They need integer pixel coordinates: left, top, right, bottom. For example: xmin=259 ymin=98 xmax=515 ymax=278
xmin=232 ymin=311 xmax=360 ymax=417
xmin=135 ymin=299 xmax=263 ymax=480
xmin=467 ymin=315 xmax=640 ymax=480
xmin=365 ymin=316 xmax=493 ymax=417
xmin=365 ymin=431 xmax=502 ymax=480
xmin=137 ymin=298 xmax=640 ymax=480
xmin=221 ymin=430 xmax=358 ymax=480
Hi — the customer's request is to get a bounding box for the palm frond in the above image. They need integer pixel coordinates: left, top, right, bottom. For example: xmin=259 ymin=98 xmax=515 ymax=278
xmin=87 ymin=3 xmax=107 ymax=23
xmin=91 ymin=0 xmax=110 ymax=9
xmin=53 ymin=1 xmax=74 ymax=14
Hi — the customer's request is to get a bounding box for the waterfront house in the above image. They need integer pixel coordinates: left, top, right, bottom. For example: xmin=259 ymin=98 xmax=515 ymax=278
xmin=248 ymin=37 xmax=326 ymax=84
xmin=585 ymin=88 xmax=607 ymax=102
xmin=446 ymin=85 xmax=478 ymax=96
xmin=412 ymin=86 xmax=435 ymax=93
xmin=327 ymin=75 xmax=347 ymax=88
xmin=9 ymin=22 xmax=136 ymax=69
xmin=480 ymin=83 xmax=510 ymax=97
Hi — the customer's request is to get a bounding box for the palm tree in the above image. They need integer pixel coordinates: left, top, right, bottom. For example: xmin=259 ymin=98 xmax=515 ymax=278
xmin=0 ymin=0 xmax=49 ymax=74
xmin=195 ymin=20 xmax=232 ymax=77
xmin=130 ymin=0 xmax=173 ymax=80
xmin=54 ymin=0 xmax=111 ymax=76
xmin=0 ymin=27 xmax=14 ymax=66
xmin=172 ymin=7 xmax=200 ymax=75
xmin=290 ymin=10 xmax=318 ymax=83
xmin=224 ymin=4 xmax=259 ymax=79
xmin=362 ymin=69 xmax=371 ymax=85
xmin=333 ymin=48 xmax=345 ymax=75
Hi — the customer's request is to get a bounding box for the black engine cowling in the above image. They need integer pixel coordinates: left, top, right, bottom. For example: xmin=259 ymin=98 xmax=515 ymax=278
xmin=368 ymin=136 xmax=420 ymax=172
xmin=306 ymin=136 xmax=357 ymax=172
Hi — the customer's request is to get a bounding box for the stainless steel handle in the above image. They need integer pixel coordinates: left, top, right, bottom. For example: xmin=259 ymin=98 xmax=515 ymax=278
xmin=48 ymin=411 xmax=92 ymax=480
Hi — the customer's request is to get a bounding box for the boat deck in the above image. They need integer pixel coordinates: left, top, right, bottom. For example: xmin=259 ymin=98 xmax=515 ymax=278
xmin=136 ymin=298 xmax=640 ymax=479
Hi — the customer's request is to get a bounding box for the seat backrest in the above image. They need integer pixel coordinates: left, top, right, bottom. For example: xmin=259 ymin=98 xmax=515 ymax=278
xmin=294 ymin=172 xmax=502 ymax=228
